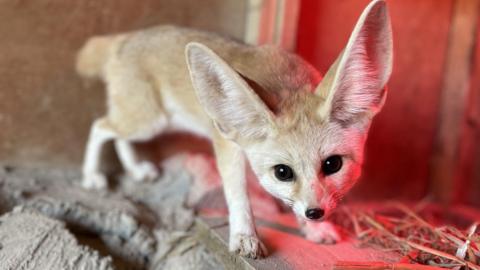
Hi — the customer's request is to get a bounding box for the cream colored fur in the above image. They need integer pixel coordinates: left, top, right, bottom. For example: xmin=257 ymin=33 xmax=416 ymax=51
xmin=78 ymin=0 xmax=392 ymax=258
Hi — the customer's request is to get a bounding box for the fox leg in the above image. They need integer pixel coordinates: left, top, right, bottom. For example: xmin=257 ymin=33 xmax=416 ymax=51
xmin=296 ymin=216 xmax=341 ymax=244
xmin=81 ymin=116 xmax=162 ymax=188
xmin=114 ymin=139 xmax=158 ymax=181
xmin=102 ymin=60 xmax=167 ymax=182
xmin=213 ymin=135 xmax=267 ymax=259
xmin=82 ymin=118 xmax=115 ymax=189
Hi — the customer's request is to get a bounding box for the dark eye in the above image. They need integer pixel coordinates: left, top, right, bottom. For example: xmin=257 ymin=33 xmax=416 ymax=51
xmin=322 ymin=155 xmax=343 ymax=175
xmin=273 ymin=164 xmax=295 ymax=181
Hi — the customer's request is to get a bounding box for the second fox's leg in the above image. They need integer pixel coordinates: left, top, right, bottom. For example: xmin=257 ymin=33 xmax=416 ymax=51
xmin=214 ymin=135 xmax=267 ymax=259
xmin=114 ymin=139 xmax=158 ymax=181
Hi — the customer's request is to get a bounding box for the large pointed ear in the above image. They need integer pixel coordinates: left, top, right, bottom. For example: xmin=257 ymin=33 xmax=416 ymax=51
xmin=316 ymin=0 xmax=393 ymax=126
xmin=185 ymin=42 xmax=275 ymax=141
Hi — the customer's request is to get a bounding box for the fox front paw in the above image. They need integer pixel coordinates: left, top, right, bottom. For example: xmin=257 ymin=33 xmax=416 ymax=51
xmin=82 ymin=172 xmax=107 ymax=190
xmin=130 ymin=161 xmax=158 ymax=182
xmin=302 ymin=221 xmax=340 ymax=244
xmin=229 ymin=234 xmax=267 ymax=259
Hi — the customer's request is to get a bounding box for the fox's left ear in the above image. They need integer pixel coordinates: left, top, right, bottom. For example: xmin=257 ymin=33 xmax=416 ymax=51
xmin=316 ymin=0 xmax=393 ymax=126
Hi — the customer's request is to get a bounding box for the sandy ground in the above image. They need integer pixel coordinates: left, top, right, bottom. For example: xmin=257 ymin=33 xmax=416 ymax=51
xmin=0 ymin=156 xmax=222 ymax=270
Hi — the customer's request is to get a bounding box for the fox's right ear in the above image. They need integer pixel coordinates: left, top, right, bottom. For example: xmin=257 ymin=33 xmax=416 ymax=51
xmin=185 ymin=42 xmax=276 ymax=142
xmin=316 ymin=0 xmax=393 ymax=127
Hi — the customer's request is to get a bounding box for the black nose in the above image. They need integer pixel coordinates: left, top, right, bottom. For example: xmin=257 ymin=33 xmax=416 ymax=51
xmin=305 ymin=208 xmax=324 ymax=220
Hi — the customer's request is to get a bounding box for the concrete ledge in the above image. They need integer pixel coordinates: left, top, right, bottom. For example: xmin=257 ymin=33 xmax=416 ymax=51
xmin=195 ymin=217 xmax=253 ymax=270
xmin=195 ymin=215 xmax=400 ymax=270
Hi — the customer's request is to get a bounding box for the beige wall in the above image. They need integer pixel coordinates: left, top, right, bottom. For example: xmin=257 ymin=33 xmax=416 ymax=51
xmin=0 ymin=0 xmax=247 ymax=168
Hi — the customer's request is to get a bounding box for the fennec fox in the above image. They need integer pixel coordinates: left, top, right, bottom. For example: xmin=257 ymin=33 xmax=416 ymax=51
xmin=77 ymin=0 xmax=392 ymax=258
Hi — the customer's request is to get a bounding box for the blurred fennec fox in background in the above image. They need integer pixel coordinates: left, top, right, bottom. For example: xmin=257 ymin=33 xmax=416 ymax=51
xmin=77 ymin=0 xmax=392 ymax=258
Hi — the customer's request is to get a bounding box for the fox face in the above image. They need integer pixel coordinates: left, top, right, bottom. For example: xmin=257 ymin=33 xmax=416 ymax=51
xmin=242 ymin=102 xmax=367 ymax=220
xmin=187 ymin=0 xmax=392 ymax=222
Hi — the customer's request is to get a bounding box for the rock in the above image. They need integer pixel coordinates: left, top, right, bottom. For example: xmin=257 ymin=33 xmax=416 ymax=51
xmin=0 ymin=167 xmax=156 ymax=268
xmin=0 ymin=206 xmax=114 ymax=270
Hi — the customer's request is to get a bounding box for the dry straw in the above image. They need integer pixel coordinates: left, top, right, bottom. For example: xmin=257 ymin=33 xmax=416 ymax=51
xmin=331 ymin=202 xmax=480 ymax=270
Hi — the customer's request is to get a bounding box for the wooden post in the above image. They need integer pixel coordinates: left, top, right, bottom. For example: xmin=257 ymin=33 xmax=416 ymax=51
xmin=430 ymin=0 xmax=480 ymax=203
xmin=244 ymin=0 xmax=300 ymax=51
xmin=457 ymin=15 xmax=480 ymax=205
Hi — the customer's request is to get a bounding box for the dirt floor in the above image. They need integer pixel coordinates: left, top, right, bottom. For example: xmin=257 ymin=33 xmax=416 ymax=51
xmin=0 ymin=155 xmax=222 ymax=270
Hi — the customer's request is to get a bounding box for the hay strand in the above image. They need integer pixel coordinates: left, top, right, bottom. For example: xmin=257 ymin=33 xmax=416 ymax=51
xmin=332 ymin=203 xmax=480 ymax=270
